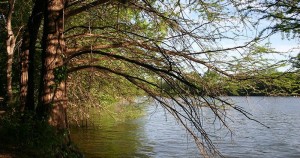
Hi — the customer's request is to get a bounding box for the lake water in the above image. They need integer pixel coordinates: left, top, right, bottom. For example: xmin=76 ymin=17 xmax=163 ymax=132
xmin=70 ymin=97 xmax=300 ymax=158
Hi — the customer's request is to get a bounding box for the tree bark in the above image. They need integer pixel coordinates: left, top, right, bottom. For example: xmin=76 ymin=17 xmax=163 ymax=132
xmin=6 ymin=0 xmax=16 ymax=103
xmin=39 ymin=0 xmax=68 ymax=130
xmin=20 ymin=0 xmax=45 ymax=111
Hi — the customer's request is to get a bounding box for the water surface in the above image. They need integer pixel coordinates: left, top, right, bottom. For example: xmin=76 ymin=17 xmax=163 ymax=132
xmin=71 ymin=97 xmax=300 ymax=158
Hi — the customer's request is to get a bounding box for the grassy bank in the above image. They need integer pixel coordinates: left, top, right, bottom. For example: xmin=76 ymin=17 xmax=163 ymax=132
xmin=68 ymin=97 xmax=147 ymax=128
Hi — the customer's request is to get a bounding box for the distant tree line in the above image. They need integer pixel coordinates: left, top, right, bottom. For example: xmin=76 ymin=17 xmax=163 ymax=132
xmin=161 ymin=69 xmax=299 ymax=97
xmin=0 ymin=0 xmax=299 ymax=157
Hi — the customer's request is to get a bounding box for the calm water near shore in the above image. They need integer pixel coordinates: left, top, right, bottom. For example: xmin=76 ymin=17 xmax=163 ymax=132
xmin=71 ymin=97 xmax=300 ymax=158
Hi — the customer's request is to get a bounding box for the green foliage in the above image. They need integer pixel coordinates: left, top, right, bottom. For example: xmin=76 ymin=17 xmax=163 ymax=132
xmin=0 ymin=113 xmax=58 ymax=157
xmin=67 ymin=71 xmax=145 ymax=127
xmin=162 ymin=70 xmax=300 ymax=97
xmin=159 ymin=71 xmax=226 ymax=97
xmin=54 ymin=65 xmax=68 ymax=83
xmin=240 ymin=0 xmax=300 ymax=39
xmin=224 ymin=71 xmax=300 ymax=96
xmin=94 ymin=100 xmax=145 ymax=126
xmin=1 ymin=0 xmax=298 ymax=156
xmin=291 ymin=53 xmax=300 ymax=69
xmin=68 ymin=99 xmax=145 ymax=127
xmin=0 ymin=0 xmax=33 ymax=104
xmin=0 ymin=111 xmax=83 ymax=157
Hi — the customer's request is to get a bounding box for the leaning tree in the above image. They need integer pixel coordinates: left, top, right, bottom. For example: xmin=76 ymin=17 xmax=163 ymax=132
xmin=10 ymin=0 xmax=288 ymax=157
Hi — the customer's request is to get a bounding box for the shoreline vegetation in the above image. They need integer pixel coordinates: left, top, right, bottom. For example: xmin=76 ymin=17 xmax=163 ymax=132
xmin=0 ymin=97 xmax=147 ymax=158
xmin=0 ymin=95 xmax=298 ymax=157
xmin=0 ymin=0 xmax=299 ymax=157
xmin=68 ymin=98 xmax=147 ymax=128
xmin=160 ymin=71 xmax=300 ymax=97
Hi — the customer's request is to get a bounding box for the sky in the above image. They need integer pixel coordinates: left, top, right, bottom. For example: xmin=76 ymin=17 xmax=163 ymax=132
xmin=189 ymin=2 xmax=300 ymax=72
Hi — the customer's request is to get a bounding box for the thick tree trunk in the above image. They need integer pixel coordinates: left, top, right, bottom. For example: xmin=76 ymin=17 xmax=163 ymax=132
xmin=39 ymin=0 xmax=68 ymax=130
xmin=20 ymin=0 xmax=45 ymax=111
xmin=6 ymin=0 xmax=16 ymax=103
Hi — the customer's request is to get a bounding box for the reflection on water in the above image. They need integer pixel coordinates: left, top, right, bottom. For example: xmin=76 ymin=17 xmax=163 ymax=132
xmin=70 ymin=121 xmax=154 ymax=158
xmin=71 ymin=97 xmax=300 ymax=158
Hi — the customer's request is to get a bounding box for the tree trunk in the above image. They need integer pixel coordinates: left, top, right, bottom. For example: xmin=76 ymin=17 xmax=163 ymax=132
xmin=6 ymin=0 xmax=16 ymax=103
xmin=39 ymin=0 xmax=68 ymax=130
xmin=20 ymin=0 xmax=45 ymax=111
